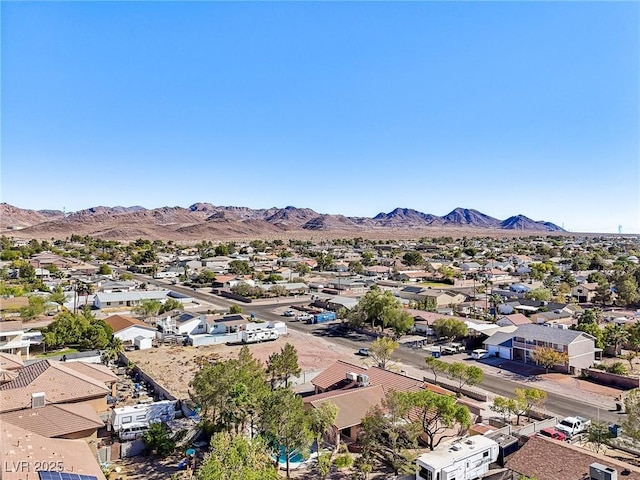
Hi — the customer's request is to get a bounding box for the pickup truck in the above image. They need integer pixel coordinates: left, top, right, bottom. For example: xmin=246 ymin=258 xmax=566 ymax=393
xmin=555 ymin=416 xmax=591 ymax=438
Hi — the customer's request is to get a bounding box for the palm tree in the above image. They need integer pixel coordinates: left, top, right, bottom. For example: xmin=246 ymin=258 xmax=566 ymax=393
xmin=103 ymin=337 xmax=124 ymax=365
xmin=604 ymin=324 xmax=630 ymax=356
xmin=489 ymin=294 xmax=503 ymax=322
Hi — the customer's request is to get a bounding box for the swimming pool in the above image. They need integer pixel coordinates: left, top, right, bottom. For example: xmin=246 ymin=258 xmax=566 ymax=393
xmin=276 ymin=445 xmax=304 ymax=464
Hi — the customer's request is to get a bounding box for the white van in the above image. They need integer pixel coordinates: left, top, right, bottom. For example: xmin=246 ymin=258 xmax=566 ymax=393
xmin=118 ymin=423 xmax=149 ymax=441
xmin=471 ymin=349 xmax=489 ymax=360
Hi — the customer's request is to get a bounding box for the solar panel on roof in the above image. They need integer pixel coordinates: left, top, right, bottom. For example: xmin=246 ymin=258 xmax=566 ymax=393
xmin=38 ymin=472 xmax=98 ymax=480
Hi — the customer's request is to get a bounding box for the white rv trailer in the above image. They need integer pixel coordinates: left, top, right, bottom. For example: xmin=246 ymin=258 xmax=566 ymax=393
xmin=110 ymin=400 xmax=176 ymax=432
xmin=416 ymin=435 xmax=499 ymax=480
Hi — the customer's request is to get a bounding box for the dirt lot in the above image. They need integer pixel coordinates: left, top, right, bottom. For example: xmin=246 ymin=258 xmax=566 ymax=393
xmin=125 ymin=329 xmax=368 ymax=400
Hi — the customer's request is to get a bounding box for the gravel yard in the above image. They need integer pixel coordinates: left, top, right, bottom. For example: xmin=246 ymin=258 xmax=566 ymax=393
xmin=124 ymin=329 xmax=370 ymax=400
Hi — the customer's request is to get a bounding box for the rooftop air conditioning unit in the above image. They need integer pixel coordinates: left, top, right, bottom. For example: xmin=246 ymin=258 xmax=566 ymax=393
xmin=590 ymin=463 xmax=618 ymax=480
xmin=31 ymin=392 xmax=45 ymax=409
xmin=346 ymin=372 xmax=358 ymax=382
xmin=356 ymin=374 xmax=369 ymax=387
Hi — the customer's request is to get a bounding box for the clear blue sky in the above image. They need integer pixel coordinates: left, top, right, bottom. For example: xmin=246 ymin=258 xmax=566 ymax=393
xmin=2 ymin=1 xmax=638 ymax=233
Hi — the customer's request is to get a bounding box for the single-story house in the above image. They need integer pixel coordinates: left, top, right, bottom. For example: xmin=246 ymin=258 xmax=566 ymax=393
xmin=571 ymin=283 xmax=599 ymax=303
xmin=104 ymin=314 xmax=157 ymax=344
xmin=506 ymin=435 xmax=640 ymax=480
xmin=496 ymin=314 xmax=531 ymax=328
xmin=93 ymin=290 xmax=170 ymax=309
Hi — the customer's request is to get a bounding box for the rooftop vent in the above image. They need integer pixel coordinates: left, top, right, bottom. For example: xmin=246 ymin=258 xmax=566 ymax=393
xmin=346 ymin=372 xmax=358 ymax=382
xmin=357 ymin=373 xmax=369 ymax=387
xmin=590 ymin=462 xmax=618 ymax=480
xmin=31 ymin=392 xmax=45 ymax=409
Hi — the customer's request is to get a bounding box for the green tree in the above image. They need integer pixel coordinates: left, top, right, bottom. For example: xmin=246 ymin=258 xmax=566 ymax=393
xmin=525 ymin=288 xmax=552 ymax=302
xmin=351 ymin=288 xmax=401 ymax=331
xmin=98 ymin=264 xmax=112 ymax=275
xmin=513 ymin=387 xmax=547 ymax=424
xmin=361 ymin=391 xmax=419 ymax=474
xmin=432 ymin=318 xmax=468 ymax=341
xmin=190 ymin=347 xmax=268 ymax=434
xmin=294 ymin=263 xmax=311 ymax=276
xmin=386 ymin=308 xmax=415 ymax=339
xmin=266 ymin=343 xmax=301 ymax=389
xmin=47 ymin=286 xmax=66 ymax=305
xmin=614 ymin=274 xmax=639 ymax=306
xmin=424 ymin=356 xmax=449 ymax=385
xmin=604 ymin=324 xmax=630 ymax=356
xmin=348 ymin=260 xmax=364 ymax=274
xmin=490 ymin=396 xmax=515 ymax=423
xmin=196 ymin=432 xmax=279 ymax=480
xmin=402 ymin=251 xmax=423 ymax=266
xmin=133 ymin=299 xmax=162 ymax=317
xmin=308 ymin=401 xmax=338 ymax=450
xmin=360 ymin=251 xmax=375 ymax=266
xmin=214 ymin=244 xmax=230 ymax=256
xmin=623 ymin=388 xmax=640 ymax=441
xmin=159 ymin=298 xmax=183 ymax=314
xmin=229 ymin=305 xmax=243 ymax=314
xmin=445 ymin=362 xmax=483 ymax=396
xmin=229 ymin=260 xmax=252 ymax=275
xmin=20 ymin=295 xmax=46 ymax=319
xmin=142 ymin=423 xmax=175 ymax=456
xmin=587 ymin=422 xmax=611 ymax=454
xmin=403 ymin=389 xmax=471 ymax=451
xmin=574 ymin=322 xmax=604 ymax=349
xmin=531 ymin=346 xmax=568 ymax=373
xmin=369 ymin=336 xmax=399 ymax=369
xmin=260 ymin=388 xmax=313 ymax=479
xmin=102 ymin=336 xmax=124 ymax=364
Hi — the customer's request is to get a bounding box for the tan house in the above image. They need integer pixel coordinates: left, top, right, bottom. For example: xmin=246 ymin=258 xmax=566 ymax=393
xmin=571 ymin=283 xmax=599 ymax=303
xmin=0 ymin=402 xmax=104 ymax=449
xmin=0 ymin=359 xmax=112 ymax=415
xmin=0 ymin=420 xmax=106 ymax=480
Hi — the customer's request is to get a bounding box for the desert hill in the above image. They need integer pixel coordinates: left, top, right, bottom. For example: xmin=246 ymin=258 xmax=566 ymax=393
xmin=0 ymin=203 xmax=565 ymax=241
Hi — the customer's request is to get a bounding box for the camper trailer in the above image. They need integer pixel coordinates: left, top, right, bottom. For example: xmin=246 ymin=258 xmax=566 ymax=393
xmin=111 ymin=400 xmax=176 ymax=432
xmin=241 ymin=327 xmax=279 ymax=344
xmin=416 ymin=436 xmax=499 ymax=480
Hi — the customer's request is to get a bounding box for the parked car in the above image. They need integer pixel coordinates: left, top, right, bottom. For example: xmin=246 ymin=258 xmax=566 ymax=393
xmin=471 ymin=349 xmax=490 ymax=360
xmin=449 ymin=342 xmax=465 ymax=353
xmin=441 ymin=346 xmax=457 ymax=355
xmin=537 ymin=427 xmax=567 ymax=441
xmin=296 ymin=313 xmax=314 ymax=322
xmin=283 ymin=310 xmax=295 ymax=317
xmin=358 ymin=348 xmax=370 ymax=357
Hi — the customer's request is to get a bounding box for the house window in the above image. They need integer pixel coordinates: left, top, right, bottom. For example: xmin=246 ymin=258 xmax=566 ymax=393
xmin=483 ymin=451 xmax=489 ymax=458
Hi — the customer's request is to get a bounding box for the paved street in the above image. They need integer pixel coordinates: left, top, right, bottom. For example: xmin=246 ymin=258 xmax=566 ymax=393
xmin=114 ymin=268 xmax=629 ymax=424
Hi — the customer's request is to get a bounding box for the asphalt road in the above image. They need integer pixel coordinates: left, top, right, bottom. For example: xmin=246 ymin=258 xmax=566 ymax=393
xmin=115 ymin=268 xmax=627 ymax=424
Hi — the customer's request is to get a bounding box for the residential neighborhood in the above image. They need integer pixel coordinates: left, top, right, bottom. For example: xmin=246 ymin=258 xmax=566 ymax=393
xmin=0 ymin=233 xmax=639 ymax=479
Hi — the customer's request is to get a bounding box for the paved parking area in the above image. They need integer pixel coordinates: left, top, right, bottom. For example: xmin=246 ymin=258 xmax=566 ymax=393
xmin=480 ymin=356 xmax=546 ymax=377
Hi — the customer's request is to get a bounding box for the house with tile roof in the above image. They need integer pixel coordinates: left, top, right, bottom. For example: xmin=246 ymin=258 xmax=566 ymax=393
xmin=0 ymin=420 xmax=106 ymax=480
xmin=0 ymin=402 xmax=104 ymax=447
xmin=505 ymin=435 xmax=640 ymax=480
xmin=104 ymin=314 xmax=157 ymax=344
xmin=0 ymin=352 xmax=24 ymax=370
xmin=0 ymin=360 xmax=111 ymax=415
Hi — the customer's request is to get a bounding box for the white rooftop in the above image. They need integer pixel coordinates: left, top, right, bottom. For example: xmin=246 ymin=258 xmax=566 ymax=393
xmin=416 ymin=435 xmax=498 ymax=469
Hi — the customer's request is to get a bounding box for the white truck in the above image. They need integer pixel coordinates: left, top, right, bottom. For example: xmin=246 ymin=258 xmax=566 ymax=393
xmin=555 ymin=416 xmax=591 ymax=438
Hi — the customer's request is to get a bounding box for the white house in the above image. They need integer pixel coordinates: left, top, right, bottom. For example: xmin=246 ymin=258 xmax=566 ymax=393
xmin=157 ymin=312 xmax=208 ymax=336
xmin=93 ymin=290 xmax=170 ymax=309
xmin=104 ymin=315 xmax=157 ymax=343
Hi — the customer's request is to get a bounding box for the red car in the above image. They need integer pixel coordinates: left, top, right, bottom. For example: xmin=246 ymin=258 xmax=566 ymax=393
xmin=538 ymin=427 xmax=567 ymax=441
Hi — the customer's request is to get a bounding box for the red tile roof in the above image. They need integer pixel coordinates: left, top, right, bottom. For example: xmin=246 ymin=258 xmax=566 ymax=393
xmin=506 ymin=435 xmax=640 ymax=480
xmin=311 ymin=359 xmax=423 ymax=394
xmin=0 ymin=420 xmax=107 ymax=480
xmin=104 ymin=314 xmax=155 ymax=333
xmin=0 ymin=360 xmax=109 ymax=413
xmin=305 ymin=385 xmax=386 ymax=430
xmin=0 ymin=402 xmax=103 ymax=437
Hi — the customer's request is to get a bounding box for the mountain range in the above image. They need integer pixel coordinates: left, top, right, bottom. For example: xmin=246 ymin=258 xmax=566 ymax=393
xmin=0 ymin=203 xmax=564 ymax=241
